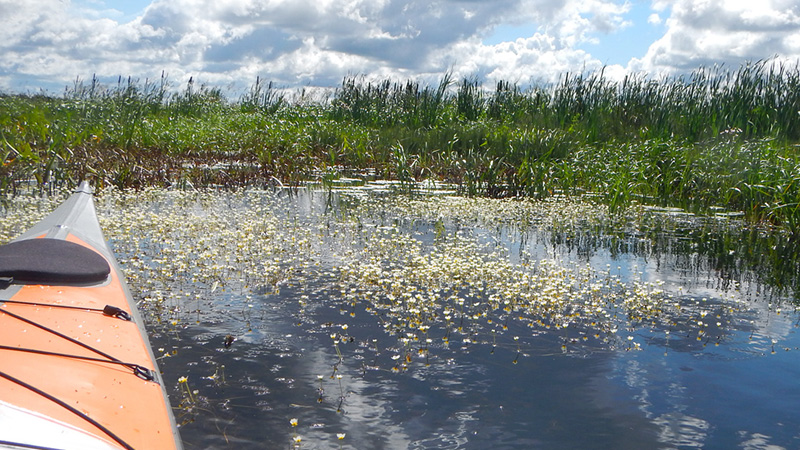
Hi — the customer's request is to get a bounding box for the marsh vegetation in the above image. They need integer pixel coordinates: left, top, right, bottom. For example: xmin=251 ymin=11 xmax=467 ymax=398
xmin=0 ymin=180 xmax=798 ymax=448
xmin=2 ymin=61 xmax=800 ymax=448
xmin=3 ymin=60 xmax=800 ymax=231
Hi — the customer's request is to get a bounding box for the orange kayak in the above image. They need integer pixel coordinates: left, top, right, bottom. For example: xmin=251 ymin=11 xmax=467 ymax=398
xmin=0 ymin=182 xmax=182 ymax=450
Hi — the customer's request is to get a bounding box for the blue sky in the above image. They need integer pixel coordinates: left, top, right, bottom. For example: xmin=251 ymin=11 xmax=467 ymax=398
xmin=482 ymin=1 xmax=665 ymax=66
xmin=577 ymin=1 xmax=666 ymax=66
xmin=1 ymin=0 xmax=799 ymax=94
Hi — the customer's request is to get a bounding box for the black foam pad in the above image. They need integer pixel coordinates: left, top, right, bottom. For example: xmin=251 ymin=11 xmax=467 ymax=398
xmin=0 ymin=238 xmax=110 ymax=284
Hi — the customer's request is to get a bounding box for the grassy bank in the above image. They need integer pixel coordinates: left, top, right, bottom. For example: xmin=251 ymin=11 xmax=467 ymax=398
xmin=2 ymin=61 xmax=800 ymax=231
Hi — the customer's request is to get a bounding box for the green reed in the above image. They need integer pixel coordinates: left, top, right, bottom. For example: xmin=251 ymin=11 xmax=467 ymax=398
xmin=2 ymin=60 xmax=800 ymax=231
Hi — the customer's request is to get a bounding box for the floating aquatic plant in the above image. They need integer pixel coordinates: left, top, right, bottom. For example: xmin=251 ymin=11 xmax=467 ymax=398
xmin=1 ymin=183 xmax=793 ymax=448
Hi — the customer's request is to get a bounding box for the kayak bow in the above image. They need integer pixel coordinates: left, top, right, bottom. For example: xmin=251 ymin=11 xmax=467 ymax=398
xmin=0 ymin=182 xmax=182 ymax=450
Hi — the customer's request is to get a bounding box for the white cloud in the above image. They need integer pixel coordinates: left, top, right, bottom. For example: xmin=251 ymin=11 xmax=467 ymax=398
xmin=634 ymin=0 xmax=800 ymax=74
xmin=648 ymin=13 xmax=662 ymax=25
xmin=1 ymin=0 xmax=799 ymax=93
xmin=435 ymin=33 xmax=613 ymax=86
xmin=0 ymin=0 xmax=634 ymax=92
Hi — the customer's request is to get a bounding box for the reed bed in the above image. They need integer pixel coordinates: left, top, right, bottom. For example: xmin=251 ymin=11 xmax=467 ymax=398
xmin=2 ymin=60 xmax=800 ymax=230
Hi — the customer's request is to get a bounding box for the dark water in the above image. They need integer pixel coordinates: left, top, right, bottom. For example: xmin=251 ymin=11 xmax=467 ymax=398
xmin=105 ymin=189 xmax=799 ymax=450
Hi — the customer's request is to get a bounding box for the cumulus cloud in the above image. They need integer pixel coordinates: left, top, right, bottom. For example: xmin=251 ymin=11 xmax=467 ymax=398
xmin=633 ymin=0 xmax=800 ymax=74
xmin=1 ymin=0 xmax=798 ymax=93
xmin=1 ymin=0 xmax=634 ymax=92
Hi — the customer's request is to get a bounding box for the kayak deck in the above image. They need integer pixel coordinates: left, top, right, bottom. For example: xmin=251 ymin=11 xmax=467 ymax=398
xmin=0 ymin=183 xmax=182 ymax=450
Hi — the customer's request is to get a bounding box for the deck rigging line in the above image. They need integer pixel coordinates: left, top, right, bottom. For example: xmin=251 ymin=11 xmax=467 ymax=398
xmin=0 ymin=304 xmax=154 ymax=449
xmin=0 ymin=299 xmax=132 ymax=321
xmin=0 ymin=308 xmax=155 ymax=381
xmin=0 ymin=369 xmax=136 ymax=450
xmin=0 ymin=345 xmax=155 ymax=380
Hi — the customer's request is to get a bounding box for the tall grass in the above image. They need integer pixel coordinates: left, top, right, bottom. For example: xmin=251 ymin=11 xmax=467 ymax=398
xmin=2 ymin=60 xmax=800 ymax=231
xmin=330 ymin=73 xmax=453 ymax=128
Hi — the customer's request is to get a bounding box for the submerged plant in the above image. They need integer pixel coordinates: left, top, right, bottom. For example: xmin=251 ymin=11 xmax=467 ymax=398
xmin=1 ymin=182 xmax=795 ymax=448
xmin=1 ymin=61 xmax=799 ymax=234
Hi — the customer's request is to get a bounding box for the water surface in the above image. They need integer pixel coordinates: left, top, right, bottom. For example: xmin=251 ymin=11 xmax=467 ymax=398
xmin=7 ymin=185 xmax=797 ymax=449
